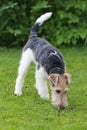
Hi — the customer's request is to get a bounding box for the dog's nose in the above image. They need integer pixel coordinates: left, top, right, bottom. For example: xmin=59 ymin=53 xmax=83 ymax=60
xmin=58 ymin=106 xmax=65 ymax=112
xmin=60 ymin=106 xmax=65 ymax=110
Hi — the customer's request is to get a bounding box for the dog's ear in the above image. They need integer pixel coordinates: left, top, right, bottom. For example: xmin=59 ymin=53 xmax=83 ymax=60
xmin=64 ymin=73 xmax=71 ymax=84
xmin=49 ymin=74 xmax=59 ymax=87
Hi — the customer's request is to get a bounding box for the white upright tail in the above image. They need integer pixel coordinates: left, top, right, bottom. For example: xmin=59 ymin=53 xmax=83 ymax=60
xmin=36 ymin=12 xmax=52 ymax=25
xmin=30 ymin=12 xmax=52 ymax=36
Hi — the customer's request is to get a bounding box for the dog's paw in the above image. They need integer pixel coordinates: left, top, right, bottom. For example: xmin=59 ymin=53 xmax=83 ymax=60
xmin=14 ymin=91 xmax=22 ymax=96
xmin=40 ymin=94 xmax=49 ymax=100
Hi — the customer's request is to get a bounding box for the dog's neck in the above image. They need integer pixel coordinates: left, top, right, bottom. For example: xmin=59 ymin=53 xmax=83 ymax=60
xmin=49 ymin=67 xmax=65 ymax=75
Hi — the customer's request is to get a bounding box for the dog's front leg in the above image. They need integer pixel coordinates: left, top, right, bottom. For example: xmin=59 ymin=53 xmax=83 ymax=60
xmin=35 ymin=67 xmax=49 ymax=99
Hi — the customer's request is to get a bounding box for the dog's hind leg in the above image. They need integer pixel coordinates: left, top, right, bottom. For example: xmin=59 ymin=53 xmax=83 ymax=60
xmin=14 ymin=48 xmax=34 ymax=96
xmin=35 ymin=67 xmax=49 ymax=99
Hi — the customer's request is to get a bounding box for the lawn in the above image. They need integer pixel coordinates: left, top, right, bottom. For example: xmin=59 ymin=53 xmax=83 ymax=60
xmin=0 ymin=47 xmax=87 ymax=130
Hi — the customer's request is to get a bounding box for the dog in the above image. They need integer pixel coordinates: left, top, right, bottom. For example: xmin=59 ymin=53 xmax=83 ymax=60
xmin=14 ymin=12 xmax=71 ymax=111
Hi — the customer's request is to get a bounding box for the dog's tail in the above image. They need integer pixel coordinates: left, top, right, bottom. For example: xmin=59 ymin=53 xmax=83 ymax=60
xmin=30 ymin=12 xmax=52 ymax=37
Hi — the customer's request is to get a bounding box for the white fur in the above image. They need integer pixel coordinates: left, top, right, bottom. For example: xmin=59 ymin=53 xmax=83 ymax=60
xmin=14 ymin=48 xmax=34 ymax=95
xmin=35 ymin=67 xmax=49 ymax=99
xmin=36 ymin=12 xmax=52 ymax=25
xmin=52 ymin=91 xmax=61 ymax=106
xmin=49 ymin=51 xmax=60 ymax=59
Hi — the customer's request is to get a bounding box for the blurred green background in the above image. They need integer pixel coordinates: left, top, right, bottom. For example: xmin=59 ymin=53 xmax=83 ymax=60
xmin=0 ymin=0 xmax=87 ymax=47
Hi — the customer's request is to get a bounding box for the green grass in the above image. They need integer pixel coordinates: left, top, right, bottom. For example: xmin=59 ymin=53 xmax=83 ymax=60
xmin=0 ymin=47 xmax=87 ymax=130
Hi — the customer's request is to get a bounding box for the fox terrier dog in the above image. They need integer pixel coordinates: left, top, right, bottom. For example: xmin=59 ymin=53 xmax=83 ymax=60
xmin=14 ymin=12 xmax=71 ymax=111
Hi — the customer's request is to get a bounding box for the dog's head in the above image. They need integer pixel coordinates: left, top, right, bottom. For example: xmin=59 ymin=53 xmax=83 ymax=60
xmin=49 ymin=73 xmax=71 ymax=111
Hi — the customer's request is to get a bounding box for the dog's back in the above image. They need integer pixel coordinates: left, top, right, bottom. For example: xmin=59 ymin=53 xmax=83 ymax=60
xmin=24 ymin=12 xmax=65 ymax=75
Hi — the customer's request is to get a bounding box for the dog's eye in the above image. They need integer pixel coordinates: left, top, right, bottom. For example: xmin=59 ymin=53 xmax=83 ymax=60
xmin=64 ymin=90 xmax=68 ymax=94
xmin=56 ymin=90 xmax=61 ymax=94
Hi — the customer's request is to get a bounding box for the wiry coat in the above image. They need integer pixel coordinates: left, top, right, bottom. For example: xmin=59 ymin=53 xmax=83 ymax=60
xmin=14 ymin=12 xmax=71 ymax=110
xmin=24 ymin=23 xmax=65 ymax=75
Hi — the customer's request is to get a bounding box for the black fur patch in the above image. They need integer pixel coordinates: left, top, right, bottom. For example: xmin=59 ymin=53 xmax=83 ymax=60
xmin=24 ymin=23 xmax=65 ymax=75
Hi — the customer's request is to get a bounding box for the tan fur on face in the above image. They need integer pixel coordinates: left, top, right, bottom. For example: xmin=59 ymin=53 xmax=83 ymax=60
xmin=49 ymin=73 xmax=71 ymax=109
